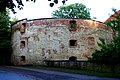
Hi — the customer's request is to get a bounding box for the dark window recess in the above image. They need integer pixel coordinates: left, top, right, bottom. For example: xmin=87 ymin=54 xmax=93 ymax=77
xmin=20 ymin=23 xmax=26 ymax=33
xmin=69 ymin=40 xmax=77 ymax=47
xmin=20 ymin=56 xmax=25 ymax=63
xmin=22 ymin=23 xmax=26 ymax=27
xmin=69 ymin=56 xmax=77 ymax=61
xmin=69 ymin=20 xmax=76 ymax=31
xmin=20 ymin=41 xmax=25 ymax=49
xmin=88 ymin=37 xmax=95 ymax=45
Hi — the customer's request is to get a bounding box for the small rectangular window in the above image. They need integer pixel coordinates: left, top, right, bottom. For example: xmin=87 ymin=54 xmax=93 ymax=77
xmin=88 ymin=37 xmax=95 ymax=45
xmin=69 ymin=20 xmax=76 ymax=31
xmin=20 ymin=41 xmax=25 ymax=49
xmin=20 ymin=23 xmax=26 ymax=33
xmin=20 ymin=56 xmax=26 ymax=63
xmin=69 ymin=40 xmax=77 ymax=47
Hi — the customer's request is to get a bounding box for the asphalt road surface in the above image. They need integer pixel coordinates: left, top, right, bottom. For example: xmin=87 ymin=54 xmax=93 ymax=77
xmin=0 ymin=66 xmax=119 ymax=80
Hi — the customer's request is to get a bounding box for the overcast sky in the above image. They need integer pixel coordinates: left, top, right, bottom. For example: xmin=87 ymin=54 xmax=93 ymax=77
xmin=10 ymin=0 xmax=120 ymax=22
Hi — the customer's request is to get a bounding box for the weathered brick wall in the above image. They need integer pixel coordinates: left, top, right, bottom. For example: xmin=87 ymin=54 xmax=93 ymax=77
xmin=11 ymin=18 xmax=113 ymax=65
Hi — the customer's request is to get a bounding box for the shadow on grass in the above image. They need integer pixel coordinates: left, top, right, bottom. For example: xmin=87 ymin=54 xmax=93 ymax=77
xmin=21 ymin=65 xmax=120 ymax=78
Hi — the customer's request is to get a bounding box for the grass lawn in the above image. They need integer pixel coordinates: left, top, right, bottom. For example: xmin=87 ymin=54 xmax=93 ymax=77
xmin=23 ymin=65 xmax=120 ymax=78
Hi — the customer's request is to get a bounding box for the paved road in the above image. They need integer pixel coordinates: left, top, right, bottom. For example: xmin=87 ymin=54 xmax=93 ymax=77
xmin=0 ymin=66 xmax=119 ymax=80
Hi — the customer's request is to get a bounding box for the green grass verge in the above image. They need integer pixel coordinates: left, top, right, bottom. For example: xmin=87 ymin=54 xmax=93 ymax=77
xmin=23 ymin=66 xmax=120 ymax=78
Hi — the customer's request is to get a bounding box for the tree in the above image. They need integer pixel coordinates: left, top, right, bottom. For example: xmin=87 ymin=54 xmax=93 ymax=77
xmin=106 ymin=8 xmax=120 ymax=37
xmin=89 ymin=37 xmax=120 ymax=72
xmin=0 ymin=0 xmax=68 ymax=13
xmin=89 ymin=9 xmax=120 ymax=71
xmin=10 ymin=16 xmax=18 ymax=25
xmin=52 ymin=3 xmax=91 ymax=19
xmin=0 ymin=11 xmax=12 ymax=65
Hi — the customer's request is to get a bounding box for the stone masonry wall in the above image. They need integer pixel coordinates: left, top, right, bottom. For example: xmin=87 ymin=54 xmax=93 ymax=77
xmin=11 ymin=18 xmax=113 ymax=65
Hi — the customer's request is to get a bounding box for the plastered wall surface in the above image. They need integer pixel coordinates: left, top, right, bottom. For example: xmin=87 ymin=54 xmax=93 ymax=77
xmin=11 ymin=18 xmax=113 ymax=65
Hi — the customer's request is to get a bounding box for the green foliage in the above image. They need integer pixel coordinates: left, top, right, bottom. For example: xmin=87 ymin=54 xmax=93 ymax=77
xmin=52 ymin=3 xmax=91 ymax=19
xmin=49 ymin=0 xmax=67 ymax=7
xmin=0 ymin=0 xmax=37 ymax=13
xmin=0 ymin=0 xmax=68 ymax=13
xmin=11 ymin=16 xmax=18 ymax=22
xmin=70 ymin=23 xmax=74 ymax=29
xmin=106 ymin=9 xmax=120 ymax=36
xmin=90 ymin=37 xmax=120 ymax=66
xmin=0 ymin=11 xmax=12 ymax=65
xmin=10 ymin=16 xmax=18 ymax=25
xmin=90 ymin=8 xmax=120 ymax=69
